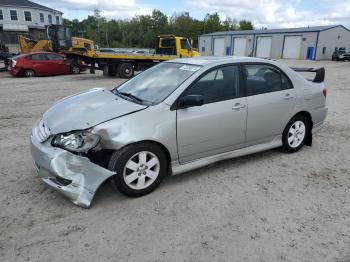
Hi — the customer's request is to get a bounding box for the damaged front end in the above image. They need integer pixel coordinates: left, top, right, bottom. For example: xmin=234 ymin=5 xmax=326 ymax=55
xmin=29 ymin=88 xmax=148 ymax=207
xmin=30 ymin=120 xmax=115 ymax=208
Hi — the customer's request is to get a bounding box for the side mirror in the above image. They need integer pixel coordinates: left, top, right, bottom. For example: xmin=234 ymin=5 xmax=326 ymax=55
xmin=178 ymin=95 xmax=204 ymax=109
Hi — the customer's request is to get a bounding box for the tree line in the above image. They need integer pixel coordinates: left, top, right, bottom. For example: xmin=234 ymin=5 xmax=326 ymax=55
xmin=63 ymin=10 xmax=253 ymax=48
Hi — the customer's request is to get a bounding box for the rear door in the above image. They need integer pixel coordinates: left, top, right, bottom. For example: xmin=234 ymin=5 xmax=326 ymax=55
xmin=176 ymin=65 xmax=247 ymax=163
xmin=243 ymin=63 xmax=296 ymax=144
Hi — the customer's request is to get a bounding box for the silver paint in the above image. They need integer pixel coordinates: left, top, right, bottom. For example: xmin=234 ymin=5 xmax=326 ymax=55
xmin=30 ymin=56 xmax=328 ymax=207
xmin=43 ymin=87 xmax=147 ymax=134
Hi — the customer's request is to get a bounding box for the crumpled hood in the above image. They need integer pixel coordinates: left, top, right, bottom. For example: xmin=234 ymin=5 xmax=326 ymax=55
xmin=43 ymin=88 xmax=147 ymax=134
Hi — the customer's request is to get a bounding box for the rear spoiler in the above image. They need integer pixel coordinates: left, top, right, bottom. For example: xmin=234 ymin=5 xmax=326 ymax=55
xmin=291 ymin=67 xmax=325 ymax=83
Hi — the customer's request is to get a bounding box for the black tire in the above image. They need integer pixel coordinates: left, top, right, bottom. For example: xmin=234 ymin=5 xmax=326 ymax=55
xmin=108 ymin=142 xmax=168 ymax=197
xmin=282 ymin=114 xmax=309 ymax=153
xmin=24 ymin=69 xmax=35 ymax=77
xmin=119 ymin=63 xmax=134 ymax=78
xmin=71 ymin=65 xmax=80 ymax=74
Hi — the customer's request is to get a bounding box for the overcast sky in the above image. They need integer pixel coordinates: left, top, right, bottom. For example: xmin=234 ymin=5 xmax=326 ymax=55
xmin=38 ymin=0 xmax=350 ymax=29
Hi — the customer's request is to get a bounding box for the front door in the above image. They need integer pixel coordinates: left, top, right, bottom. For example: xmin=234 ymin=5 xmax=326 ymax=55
xmin=46 ymin=53 xmax=70 ymax=75
xmin=178 ymin=38 xmax=190 ymax=58
xmin=176 ymin=65 xmax=247 ymax=163
xmin=243 ymin=64 xmax=296 ymax=144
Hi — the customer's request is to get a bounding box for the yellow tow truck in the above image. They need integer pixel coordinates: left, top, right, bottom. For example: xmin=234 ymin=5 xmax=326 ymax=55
xmin=18 ymin=25 xmax=200 ymax=78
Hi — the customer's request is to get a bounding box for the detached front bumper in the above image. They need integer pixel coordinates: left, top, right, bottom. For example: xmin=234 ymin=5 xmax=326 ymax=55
xmin=30 ymin=135 xmax=115 ymax=208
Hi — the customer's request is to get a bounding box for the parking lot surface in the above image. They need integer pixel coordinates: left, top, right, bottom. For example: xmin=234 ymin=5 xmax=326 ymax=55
xmin=0 ymin=60 xmax=350 ymax=262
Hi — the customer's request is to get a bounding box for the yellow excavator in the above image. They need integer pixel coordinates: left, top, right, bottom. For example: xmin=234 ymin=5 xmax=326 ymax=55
xmin=18 ymin=24 xmax=95 ymax=55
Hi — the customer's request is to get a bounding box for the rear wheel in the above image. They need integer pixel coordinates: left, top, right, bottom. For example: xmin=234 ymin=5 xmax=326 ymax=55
xmin=71 ymin=65 xmax=80 ymax=74
xmin=24 ymin=69 xmax=35 ymax=77
xmin=108 ymin=142 xmax=167 ymax=197
xmin=119 ymin=63 xmax=134 ymax=78
xmin=282 ymin=115 xmax=309 ymax=153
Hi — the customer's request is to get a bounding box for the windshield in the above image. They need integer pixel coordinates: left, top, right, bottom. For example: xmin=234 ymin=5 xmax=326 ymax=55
xmin=113 ymin=62 xmax=201 ymax=105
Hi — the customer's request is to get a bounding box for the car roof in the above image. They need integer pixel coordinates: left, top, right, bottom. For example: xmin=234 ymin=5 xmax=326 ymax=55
xmin=13 ymin=52 xmax=64 ymax=59
xmin=23 ymin=52 xmax=63 ymax=56
xmin=166 ymin=56 xmax=269 ymax=66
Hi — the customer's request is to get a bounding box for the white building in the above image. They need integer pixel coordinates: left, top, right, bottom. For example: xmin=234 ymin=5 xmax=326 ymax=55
xmin=198 ymin=25 xmax=350 ymax=60
xmin=0 ymin=0 xmax=63 ymax=53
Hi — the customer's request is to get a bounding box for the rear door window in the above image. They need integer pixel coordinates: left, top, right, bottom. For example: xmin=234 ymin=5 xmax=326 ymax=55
xmin=244 ymin=64 xmax=293 ymax=96
xmin=31 ymin=54 xmax=48 ymax=61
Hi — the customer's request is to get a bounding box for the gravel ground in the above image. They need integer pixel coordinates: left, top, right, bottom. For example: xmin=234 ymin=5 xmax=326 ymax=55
xmin=0 ymin=60 xmax=349 ymax=262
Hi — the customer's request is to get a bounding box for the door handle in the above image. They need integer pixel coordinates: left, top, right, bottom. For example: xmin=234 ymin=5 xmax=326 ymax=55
xmin=283 ymin=93 xmax=294 ymax=100
xmin=232 ymin=103 xmax=246 ymax=110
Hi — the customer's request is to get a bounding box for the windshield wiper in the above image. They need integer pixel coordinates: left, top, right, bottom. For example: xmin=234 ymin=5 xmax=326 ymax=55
xmin=115 ymin=90 xmax=143 ymax=103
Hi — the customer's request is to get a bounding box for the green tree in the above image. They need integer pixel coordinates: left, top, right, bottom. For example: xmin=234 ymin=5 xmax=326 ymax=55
xmin=239 ymin=20 xmax=254 ymax=30
xmin=61 ymin=10 xmax=254 ymax=48
xmin=222 ymin=17 xmax=239 ymax=31
xmin=204 ymin=13 xmax=222 ymax=33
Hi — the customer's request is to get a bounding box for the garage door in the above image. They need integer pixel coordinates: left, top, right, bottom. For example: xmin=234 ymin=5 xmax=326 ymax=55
xmin=283 ymin=36 xmax=302 ymax=59
xmin=233 ymin=37 xmax=247 ymax=56
xmin=256 ymin=36 xmax=272 ymax=58
xmin=213 ymin=38 xmax=225 ymax=56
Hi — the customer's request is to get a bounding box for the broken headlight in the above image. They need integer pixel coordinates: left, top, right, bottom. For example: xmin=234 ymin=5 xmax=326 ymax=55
xmin=52 ymin=130 xmax=100 ymax=152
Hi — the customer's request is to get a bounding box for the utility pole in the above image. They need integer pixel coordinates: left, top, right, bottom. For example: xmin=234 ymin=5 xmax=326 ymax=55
xmin=94 ymin=9 xmax=101 ymax=45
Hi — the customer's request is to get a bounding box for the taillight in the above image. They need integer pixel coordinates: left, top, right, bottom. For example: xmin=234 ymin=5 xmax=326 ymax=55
xmin=323 ymin=88 xmax=327 ymax=98
xmin=11 ymin=59 xmax=17 ymax=67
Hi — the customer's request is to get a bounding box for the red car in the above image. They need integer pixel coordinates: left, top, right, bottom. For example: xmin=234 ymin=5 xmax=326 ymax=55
xmin=8 ymin=52 xmax=86 ymax=77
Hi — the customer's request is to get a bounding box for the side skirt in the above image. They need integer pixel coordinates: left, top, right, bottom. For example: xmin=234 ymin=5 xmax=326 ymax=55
xmin=171 ymin=136 xmax=282 ymax=175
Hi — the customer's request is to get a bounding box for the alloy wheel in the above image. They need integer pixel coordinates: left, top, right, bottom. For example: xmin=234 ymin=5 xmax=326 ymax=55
xmin=287 ymin=120 xmax=306 ymax=148
xmin=123 ymin=151 xmax=160 ymax=190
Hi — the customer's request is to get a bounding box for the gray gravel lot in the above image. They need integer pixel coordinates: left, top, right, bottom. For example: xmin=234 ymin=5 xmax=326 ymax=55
xmin=0 ymin=60 xmax=350 ymax=262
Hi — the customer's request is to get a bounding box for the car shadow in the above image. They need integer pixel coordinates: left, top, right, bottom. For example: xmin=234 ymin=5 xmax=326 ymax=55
xmin=165 ymin=148 xmax=282 ymax=185
xmin=92 ymin=147 xmax=284 ymax=207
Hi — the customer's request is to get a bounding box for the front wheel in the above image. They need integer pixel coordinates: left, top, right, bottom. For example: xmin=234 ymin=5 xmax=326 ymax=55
xmin=282 ymin=115 xmax=309 ymax=153
xmin=108 ymin=142 xmax=168 ymax=197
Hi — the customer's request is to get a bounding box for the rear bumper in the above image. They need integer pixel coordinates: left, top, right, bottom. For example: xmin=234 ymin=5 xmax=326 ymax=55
xmin=30 ymin=135 xmax=115 ymax=208
xmin=8 ymin=67 xmax=21 ymax=76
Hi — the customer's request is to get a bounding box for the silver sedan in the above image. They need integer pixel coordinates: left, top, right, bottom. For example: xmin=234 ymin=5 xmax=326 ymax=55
xmin=30 ymin=57 xmax=328 ymax=207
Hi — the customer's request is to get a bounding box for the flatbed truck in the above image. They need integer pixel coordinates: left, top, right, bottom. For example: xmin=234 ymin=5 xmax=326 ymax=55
xmin=18 ymin=25 xmax=200 ymax=78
